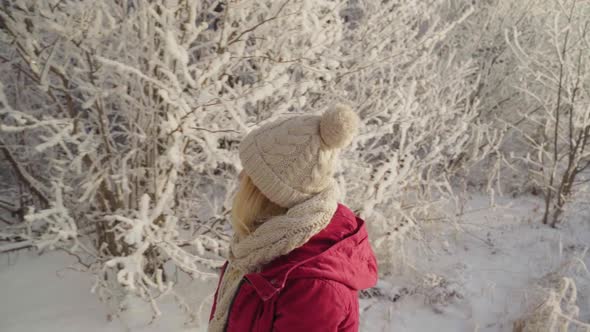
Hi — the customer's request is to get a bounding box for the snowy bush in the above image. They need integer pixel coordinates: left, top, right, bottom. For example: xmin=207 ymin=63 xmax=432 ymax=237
xmin=504 ymin=0 xmax=590 ymax=227
xmin=514 ymin=266 xmax=590 ymax=332
xmin=333 ymin=0 xmax=503 ymax=272
xmin=0 ymin=0 xmax=348 ymax=320
xmin=440 ymin=0 xmax=537 ymax=195
xmin=445 ymin=0 xmax=590 ymax=226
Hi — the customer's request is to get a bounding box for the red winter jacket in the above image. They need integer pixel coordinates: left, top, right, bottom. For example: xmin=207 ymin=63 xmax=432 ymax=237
xmin=209 ymin=204 xmax=378 ymax=331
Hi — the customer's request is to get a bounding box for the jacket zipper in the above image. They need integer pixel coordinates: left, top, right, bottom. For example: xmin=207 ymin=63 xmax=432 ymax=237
xmin=223 ymin=278 xmax=247 ymax=332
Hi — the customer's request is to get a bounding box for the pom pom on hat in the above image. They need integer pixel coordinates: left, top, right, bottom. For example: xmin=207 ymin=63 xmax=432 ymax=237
xmin=319 ymin=104 xmax=359 ymax=149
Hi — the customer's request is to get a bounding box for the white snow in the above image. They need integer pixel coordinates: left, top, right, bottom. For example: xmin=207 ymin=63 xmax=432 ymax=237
xmin=0 ymin=250 xmax=217 ymax=332
xmin=360 ymin=194 xmax=590 ymax=331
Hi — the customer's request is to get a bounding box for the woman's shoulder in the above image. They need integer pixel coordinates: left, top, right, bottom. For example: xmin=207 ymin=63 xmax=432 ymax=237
xmin=272 ymin=277 xmax=357 ymax=330
xmin=287 ymin=277 xmax=356 ymax=295
xmin=279 ymin=277 xmax=355 ymax=310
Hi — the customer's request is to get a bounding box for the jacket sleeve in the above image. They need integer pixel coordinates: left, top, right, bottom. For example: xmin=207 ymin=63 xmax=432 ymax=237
xmin=273 ymin=278 xmax=354 ymax=332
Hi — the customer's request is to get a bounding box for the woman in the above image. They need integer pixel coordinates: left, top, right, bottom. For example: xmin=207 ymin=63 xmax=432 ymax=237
xmin=208 ymin=105 xmax=378 ymax=331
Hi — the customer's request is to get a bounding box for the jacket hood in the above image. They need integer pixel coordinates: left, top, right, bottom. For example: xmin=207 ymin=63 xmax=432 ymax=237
xmin=244 ymin=204 xmax=378 ymax=301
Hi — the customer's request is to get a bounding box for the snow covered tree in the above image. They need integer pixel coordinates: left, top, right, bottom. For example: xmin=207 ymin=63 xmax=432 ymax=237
xmin=437 ymin=0 xmax=590 ymax=228
xmin=504 ymin=0 xmax=590 ymax=226
xmin=0 ymin=0 xmax=348 ymax=320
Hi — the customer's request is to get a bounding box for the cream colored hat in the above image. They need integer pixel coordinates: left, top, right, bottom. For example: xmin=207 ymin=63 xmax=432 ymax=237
xmin=239 ymin=104 xmax=360 ymax=208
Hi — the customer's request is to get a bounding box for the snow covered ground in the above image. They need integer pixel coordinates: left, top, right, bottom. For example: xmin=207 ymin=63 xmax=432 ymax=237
xmin=0 ymin=249 xmax=217 ymax=332
xmin=1 ymin=194 xmax=589 ymax=332
xmin=361 ymin=194 xmax=590 ymax=331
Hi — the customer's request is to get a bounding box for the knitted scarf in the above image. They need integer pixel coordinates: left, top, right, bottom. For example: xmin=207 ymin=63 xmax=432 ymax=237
xmin=207 ymin=182 xmax=340 ymax=332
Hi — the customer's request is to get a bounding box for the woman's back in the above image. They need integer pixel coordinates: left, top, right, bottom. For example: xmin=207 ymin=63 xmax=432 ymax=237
xmin=210 ymin=204 xmax=378 ymax=331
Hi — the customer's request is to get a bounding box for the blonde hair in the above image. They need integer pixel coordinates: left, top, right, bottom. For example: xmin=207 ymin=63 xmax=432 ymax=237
xmin=231 ymin=173 xmax=287 ymax=237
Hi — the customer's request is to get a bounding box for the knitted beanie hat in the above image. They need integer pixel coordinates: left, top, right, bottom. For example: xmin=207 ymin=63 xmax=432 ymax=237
xmin=239 ymin=104 xmax=360 ymax=208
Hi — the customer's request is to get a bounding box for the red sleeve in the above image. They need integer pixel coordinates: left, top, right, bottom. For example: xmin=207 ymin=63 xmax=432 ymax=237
xmin=273 ymin=278 xmax=353 ymax=332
